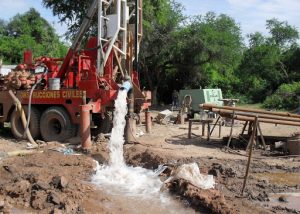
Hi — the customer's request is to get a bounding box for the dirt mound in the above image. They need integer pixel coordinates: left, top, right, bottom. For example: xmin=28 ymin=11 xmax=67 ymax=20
xmin=125 ymin=147 xmax=168 ymax=169
xmin=0 ymin=150 xmax=97 ymax=213
xmin=166 ymin=178 xmax=235 ymax=214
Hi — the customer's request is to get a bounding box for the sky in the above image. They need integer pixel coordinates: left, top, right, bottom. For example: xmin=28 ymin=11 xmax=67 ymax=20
xmin=0 ymin=0 xmax=67 ymax=39
xmin=0 ymin=0 xmax=300 ymax=41
xmin=176 ymin=0 xmax=300 ymax=38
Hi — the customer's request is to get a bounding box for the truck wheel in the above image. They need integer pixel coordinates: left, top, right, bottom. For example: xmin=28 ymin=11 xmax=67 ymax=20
xmin=10 ymin=106 xmax=41 ymax=139
xmin=40 ymin=107 xmax=76 ymax=142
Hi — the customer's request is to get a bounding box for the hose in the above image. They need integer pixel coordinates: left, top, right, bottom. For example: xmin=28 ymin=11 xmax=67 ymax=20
xmin=25 ymin=66 xmax=48 ymax=139
xmin=8 ymin=90 xmax=38 ymax=147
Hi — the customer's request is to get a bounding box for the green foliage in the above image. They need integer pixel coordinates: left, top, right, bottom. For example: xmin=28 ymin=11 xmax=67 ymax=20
xmin=263 ymin=82 xmax=300 ymax=110
xmin=237 ymin=18 xmax=300 ymax=104
xmin=43 ymin=0 xmax=97 ymax=39
xmin=171 ymin=12 xmax=243 ymax=97
xmin=140 ymin=0 xmax=184 ymax=104
xmin=237 ymin=43 xmax=281 ymax=102
xmin=41 ymin=0 xmax=300 ymax=107
xmin=266 ymin=18 xmax=299 ymax=49
xmin=0 ymin=8 xmax=67 ymax=64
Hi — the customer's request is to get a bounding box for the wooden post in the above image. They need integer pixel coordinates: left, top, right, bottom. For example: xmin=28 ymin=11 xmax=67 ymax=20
xmin=248 ymin=121 xmax=253 ymax=135
xmin=188 ymin=120 xmax=192 ymax=139
xmin=219 ymin=121 xmax=222 ymax=138
xmin=202 ymin=122 xmax=205 ymax=136
xmin=257 ymin=122 xmax=266 ymax=150
xmin=207 ymin=121 xmax=211 ymax=141
xmin=210 ymin=116 xmax=221 ymax=136
xmin=242 ymin=116 xmax=258 ymax=195
xmin=241 ymin=121 xmax=248 ymax=135
xmin=226 ymin=111 xmax=235 ymax=148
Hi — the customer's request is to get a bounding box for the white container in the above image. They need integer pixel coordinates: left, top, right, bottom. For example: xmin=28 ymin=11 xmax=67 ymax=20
xmin=48 ymin=78 xmax=60 ymax=90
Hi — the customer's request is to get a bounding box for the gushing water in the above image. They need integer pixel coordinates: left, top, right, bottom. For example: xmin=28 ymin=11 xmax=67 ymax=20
xmin=92 ymin=90 xmax=163 ymax=197
xmin=107 ymin=90 xmax=127 ymax=167
xmin=92 ymin=90 xmax=197 ymax=213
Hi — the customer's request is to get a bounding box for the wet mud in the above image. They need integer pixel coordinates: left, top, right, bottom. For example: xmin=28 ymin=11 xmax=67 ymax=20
xmin=0 ymin=139 xmax=299 ymax=213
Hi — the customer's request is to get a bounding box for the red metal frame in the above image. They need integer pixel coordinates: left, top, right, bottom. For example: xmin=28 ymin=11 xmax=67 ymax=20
xmin=14 ymin=37 xmax=149 ymax=125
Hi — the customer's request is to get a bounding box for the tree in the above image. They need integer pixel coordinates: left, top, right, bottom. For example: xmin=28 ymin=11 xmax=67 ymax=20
xmin=140 ymin=0 xmax=184 ymax=104
xmin=248 ymin=32 xmax=265 ymax=47
xmin=42 ymin=0 xmax=95 ymax=39
xmin=236 ymin=19 xmax=299 ymax=103
xmin=0 ymin=8 xmax=67 ymax=64
xmin=0 ymin=19 xmax=6 ymax=36
xmin=171 ymin=12 xmax=244 ymax=96
xmin=266 ymin=18 xmax=299 ymax=49
xmin=237 ymin=42 xmax=281 ymax=102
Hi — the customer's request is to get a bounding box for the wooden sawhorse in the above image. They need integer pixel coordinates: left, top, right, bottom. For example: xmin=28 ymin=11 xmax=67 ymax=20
xmin=188 ymin=119 xmax=214 ymax=141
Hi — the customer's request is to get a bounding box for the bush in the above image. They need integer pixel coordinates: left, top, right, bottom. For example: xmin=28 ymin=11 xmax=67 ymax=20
xmin=263 ymin=82 xmax=300 ymax=110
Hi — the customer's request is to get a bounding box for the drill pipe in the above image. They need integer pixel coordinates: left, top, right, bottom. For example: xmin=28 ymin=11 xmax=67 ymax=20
xmin=211 ymin=108 xmax=300 ymax=123
xmin=220 ymin=113 xmax=300 ymax=126
xmin=201 ymin=104 xmax=300 ymax=119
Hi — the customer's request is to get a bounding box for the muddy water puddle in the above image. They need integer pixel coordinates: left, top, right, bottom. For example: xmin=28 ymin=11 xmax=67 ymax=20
xmin=268 ymin=193 xmax=300 ymax=211
xmin=97 ymin=186 xmax=197 ymax=214
xmin=253 ymin=172 xmax=300 ymax=186
xmin=92 ymin=164 xmax=197 ymax=214
xmin=254 ymin=172 xmax=300 ymax=211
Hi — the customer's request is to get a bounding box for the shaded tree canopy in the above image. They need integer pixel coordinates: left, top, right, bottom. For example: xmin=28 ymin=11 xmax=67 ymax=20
xmin=171 ymin=13 xmax=243 ymax=90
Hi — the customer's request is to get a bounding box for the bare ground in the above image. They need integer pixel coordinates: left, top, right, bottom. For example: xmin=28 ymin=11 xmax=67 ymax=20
xmin=0 ymin=111 xmax=299 ymax=214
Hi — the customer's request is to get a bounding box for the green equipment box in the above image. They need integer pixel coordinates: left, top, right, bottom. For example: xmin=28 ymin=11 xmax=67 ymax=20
xmin=179 ymin=89 xmax=223 ymax=110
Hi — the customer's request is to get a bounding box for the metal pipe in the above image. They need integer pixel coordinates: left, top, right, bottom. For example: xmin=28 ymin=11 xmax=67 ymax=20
xmin=211 ymin=108 xmax=300 ymax=122
xmin=122 ymin=0 xmax=127 ymax=55
xmin=72 ymin=0 xmax=98 ymax=51
xmin=81 ymin=104 xmax=92 ymax=150
xmin=134 ymin=0 xmax=139 ymax=73
xmin=201 ymin=104 xmax=300 ymax=119
xmin=145 ymin=109 xmax=151 ymax=133
xmin=102 ymin=0 xmax=123 ymax=66
xmin=139 ymin=0 xmax=143 ymax=38
xmin=58 ymin=0 xmax=98 ymax=77
xmin=97 ymin=0 xmax=103 ymax=75
xmin=222 ymin=113 xmax=300 ymax=127
xmin=125 ymin=86 xmax=135 ymax=143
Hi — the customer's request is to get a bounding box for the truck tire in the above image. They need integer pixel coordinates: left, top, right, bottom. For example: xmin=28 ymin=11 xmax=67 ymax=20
xmin=10 ymin=106 xmax=41 ymax=139
xmin=40 ymin=107 xmax=76 ymax=142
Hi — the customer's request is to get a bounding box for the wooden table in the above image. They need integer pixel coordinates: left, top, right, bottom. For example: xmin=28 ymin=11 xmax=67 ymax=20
xmin=188 ymin=118 xmax=214 ymax=141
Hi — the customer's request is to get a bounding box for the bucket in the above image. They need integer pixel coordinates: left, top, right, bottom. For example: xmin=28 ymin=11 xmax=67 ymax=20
xmin=48 ymin=78 xmax=60 ymax=90
xmin=286 ymin=134 xmax=300 ymax=155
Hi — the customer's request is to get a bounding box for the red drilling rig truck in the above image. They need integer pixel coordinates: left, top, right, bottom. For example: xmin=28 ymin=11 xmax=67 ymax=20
xmin=0 ymin=0 xmax=150 ymax=148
